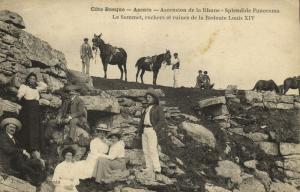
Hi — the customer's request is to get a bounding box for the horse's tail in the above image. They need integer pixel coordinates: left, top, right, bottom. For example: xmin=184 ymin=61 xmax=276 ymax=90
xmin=251 ymin=83 xmax=257 ymax=91
xmin=135 ymin=57 xmax=144 ymax=68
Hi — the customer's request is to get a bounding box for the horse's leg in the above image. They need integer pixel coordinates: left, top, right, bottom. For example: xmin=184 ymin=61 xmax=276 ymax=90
xmin=283 ymin=87 xmax=288 ymax=95
xmin=153 ymin=70 xmax=159 ymax=85
xmin=103 ymin=60 xmax=109 ymax=79
xmin=117 ymin=64 xmax=123 ymax=80
xmin=123 ymin=62 xmax=127 ymax=82
xmin=298 ymin=88 xmax=300 ymax=95
xmin=136 ymin=67 xmax=141 ymax=82
xmin=140 ymin=69 xmax=145 ymax=84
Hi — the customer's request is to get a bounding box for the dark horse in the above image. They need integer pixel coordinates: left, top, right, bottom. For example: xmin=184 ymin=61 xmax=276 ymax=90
xmin=283 ymin=77 xmax=300 ymax=95
xmin=252 ymin=80 xmax=280 ymax=94
xmin=135 ymin=50 xmax=171 ymax=85
xmin=92 ymin=34 xmax=127 ymax=81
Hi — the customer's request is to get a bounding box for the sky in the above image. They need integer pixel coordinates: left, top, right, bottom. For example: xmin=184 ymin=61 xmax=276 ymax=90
xmin=1 ymin=0 xmax=299 ymax=91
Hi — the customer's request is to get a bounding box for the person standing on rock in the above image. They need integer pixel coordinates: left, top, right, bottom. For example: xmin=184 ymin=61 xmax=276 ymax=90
xmin=139 ymin=88 xmax=167 ymax=178
xmin=171 ymin=53 xmax=180 ymax=88
xmin=17 ymin=72 xmax=47 ymax=153
xmin=80 ymin=38 xmax=93 ymax=75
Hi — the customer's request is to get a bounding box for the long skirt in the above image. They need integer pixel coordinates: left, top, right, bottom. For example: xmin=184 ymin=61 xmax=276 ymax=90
xmin=92 ymin=158 xmax=129 ymax=183
xmin=18 ymin=99 xmax=43 ymax=152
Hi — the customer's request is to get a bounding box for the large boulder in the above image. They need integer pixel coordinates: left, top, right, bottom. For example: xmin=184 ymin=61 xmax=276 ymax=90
xmin=280 ymin=143 xmax=300 ymax=156
xmin=67 ymin=70 xmax=94 ymax=91
xmin=283 ymin=155 xmax=300 ymax=172
xmin=79 ymin=95 xmax=120 ymax=114
xmin=19 ymin=31 xmax=67 ymax=69
xmin=106 ymin=89 xmax=165 ymax=98
xmin=0 ymin=10 xmax=25 ymax=29
xmin=0 ymin=98 xmax=21 ymax=114
xmin=180 ymin=121 xmax=216 ymax=148
xmin=257 ymin=142 xmax=279 ymax=156
xmin=215 ymin=160 xmax=242 ymax=184
xmin=244 ymin=91 xmax=263 ymax=104
xmin=269 ymin=182 xmax=298 ymax=192
xmin=238 ymin=177 xmax=265 ymax=192
xmin=0 ymin=173 xmax=36 ymax=192
xmin=198 ymin=96 xmax=226 ymax=108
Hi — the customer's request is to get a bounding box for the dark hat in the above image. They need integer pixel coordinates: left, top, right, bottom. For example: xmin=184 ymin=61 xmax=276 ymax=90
xmin=198 ymin=70 xmax=203 ymax=73
xmin=61 ymin=146 xmax=77 ymax=157
xmin=145 ymin=88 xmax=160 ymax=100
xmin=174 ymin=53 xmax=178 ymax=56
xmin=0 ymin=118 xmax=22 ymax=131
xmin=204 ymin=71 xmax=208 ymax=74
xmin=84 ymin=38 xmax=88 ymax=41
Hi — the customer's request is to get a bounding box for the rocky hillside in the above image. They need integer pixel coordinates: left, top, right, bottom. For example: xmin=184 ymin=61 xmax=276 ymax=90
xmin=0 ymin=10 xmax=300 ymax=192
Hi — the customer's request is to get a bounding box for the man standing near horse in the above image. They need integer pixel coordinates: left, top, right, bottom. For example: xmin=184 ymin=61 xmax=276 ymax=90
xmin=80 ymin=38 xmax=93 ymax=75
xmin=171 ymin=53 xmax=180 ymax=88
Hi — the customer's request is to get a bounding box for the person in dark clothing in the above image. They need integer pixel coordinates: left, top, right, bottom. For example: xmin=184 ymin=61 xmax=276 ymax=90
xmin=202 ymin=71 xmax=211 ymax=89
xmin=0 ymin=118 xmax=47 ymax=186
xmin=138 ymin=88 xmax=167 ymax=178
xmin=47 ymin=85 xmax=89 ymax=142
xmin=17 ymin=72 xmax=47 ymax=153
xmin=195 ymin=70 xmax=204 ymax=88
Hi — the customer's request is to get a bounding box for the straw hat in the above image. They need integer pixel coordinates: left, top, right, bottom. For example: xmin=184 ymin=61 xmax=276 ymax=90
xmin=0 ymin=118 xmax=22 ymax=131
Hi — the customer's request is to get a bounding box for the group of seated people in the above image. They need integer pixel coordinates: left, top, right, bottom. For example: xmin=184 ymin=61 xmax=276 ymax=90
xmin=52 ymin=123 xmax=129 ymax=192
xmin=195 ymin=70 xmax=212 ymax=89
xmin=0 ymin=72 xmax=166 ymax=191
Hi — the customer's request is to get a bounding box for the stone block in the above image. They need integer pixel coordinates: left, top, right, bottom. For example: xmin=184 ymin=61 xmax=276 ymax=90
xmin=257 ymin=142 xmax=279 ymax=156
xmin=0 ymin=10 xmax=25 ymax=29
xmin=180 ymin=121 xmax=216 ymax=148
xmin=79 ymin=95 xmax=120 ymax=114
xmin=198 ymin=96 xmax=226 ymax=108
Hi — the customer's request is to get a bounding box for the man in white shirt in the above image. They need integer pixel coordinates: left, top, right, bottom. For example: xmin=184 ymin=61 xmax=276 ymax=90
xmin=171 ymin=53 xmax=180 ymax=88
xmin=80 ymin=38 xmax=93 ymax=75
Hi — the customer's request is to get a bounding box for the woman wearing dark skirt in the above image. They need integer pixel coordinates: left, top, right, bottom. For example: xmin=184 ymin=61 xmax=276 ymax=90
xmin=17 ymin=72 xmax=47 ymax=153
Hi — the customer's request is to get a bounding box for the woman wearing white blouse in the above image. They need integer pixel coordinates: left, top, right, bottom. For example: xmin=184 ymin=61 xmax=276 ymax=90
xmin=52 ymin=147 xmax=79 ymax=192
xmin=92 ymin=133 xmax=129 ymax=183
xmin=17 ymin=72 xmax=47 ymax=153
xmin=74 ymin=123 xmax=110 ymax=179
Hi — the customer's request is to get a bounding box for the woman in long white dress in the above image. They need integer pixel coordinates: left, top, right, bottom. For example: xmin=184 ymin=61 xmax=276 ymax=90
xmin=74 ymin=123 xmax=110 ymax=179
xmin=52 ymin=147 xmax=79 ymax=192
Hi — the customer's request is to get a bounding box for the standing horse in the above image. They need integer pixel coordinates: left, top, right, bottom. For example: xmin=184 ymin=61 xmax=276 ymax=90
xmin=92 ymin=34 xmax=127 ymax=81
xmin=252 ymin=80 xmax=280 ymax=94
xmin=283 ymin=77 xmax=300 ymax=95
xmin=135 ymin=50 xmax=171 ymax=85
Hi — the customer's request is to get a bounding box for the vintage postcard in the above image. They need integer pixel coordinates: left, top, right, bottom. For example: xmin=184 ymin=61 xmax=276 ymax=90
xmin=0 ymin=0 xmax=299 ymax=192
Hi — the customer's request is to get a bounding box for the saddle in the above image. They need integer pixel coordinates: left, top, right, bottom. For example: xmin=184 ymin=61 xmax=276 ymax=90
xmin=108 ymin=46 xmax=121 ymax=62
xmin=145 ymin=55 xmax=157 ymax=63
xmin=145 ymin=55 xmax=157 ymax=71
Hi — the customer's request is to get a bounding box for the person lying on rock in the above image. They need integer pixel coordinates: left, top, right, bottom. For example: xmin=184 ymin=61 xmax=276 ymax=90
xmin=92 ymin=132 xmax=129 ymax=183
xmin=52 ymin=146 xmax=80 ymax=192
xmin=74 ymin=123 xmax=111 ymax=179
xmin=138 ymin=88 xmax=167 ymax=179
xmin=0 ymin=118 xmax=47 ymax=186
xmin=47 ymin=85 xmax=89 ymax=143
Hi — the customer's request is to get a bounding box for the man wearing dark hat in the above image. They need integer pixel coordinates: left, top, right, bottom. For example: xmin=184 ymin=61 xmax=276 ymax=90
xmin=0 ymin=118 xmax=46 ymax=185
xmin=138 ymin=88 xmax=167 ymax=177
xmin=80 ymin=38 xmax=93 ymax=75
xmin=47 ymin=85 xmax=89 ymax=142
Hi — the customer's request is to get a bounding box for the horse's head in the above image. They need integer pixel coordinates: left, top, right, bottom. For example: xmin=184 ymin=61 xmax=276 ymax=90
xmin=164 ymin=49 xmax=171 ymax=65
xmin=92 ymin=33 xmax=104 ymax=50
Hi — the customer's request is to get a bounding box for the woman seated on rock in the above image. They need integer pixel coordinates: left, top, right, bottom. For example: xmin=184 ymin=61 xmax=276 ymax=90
xmin=74 ymin=123 xmax=110 ymax=179
xmin=52 ymin=146 xmax=80 ymax=192
xmin=92 ymin=132 xmax=129 ymax=183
